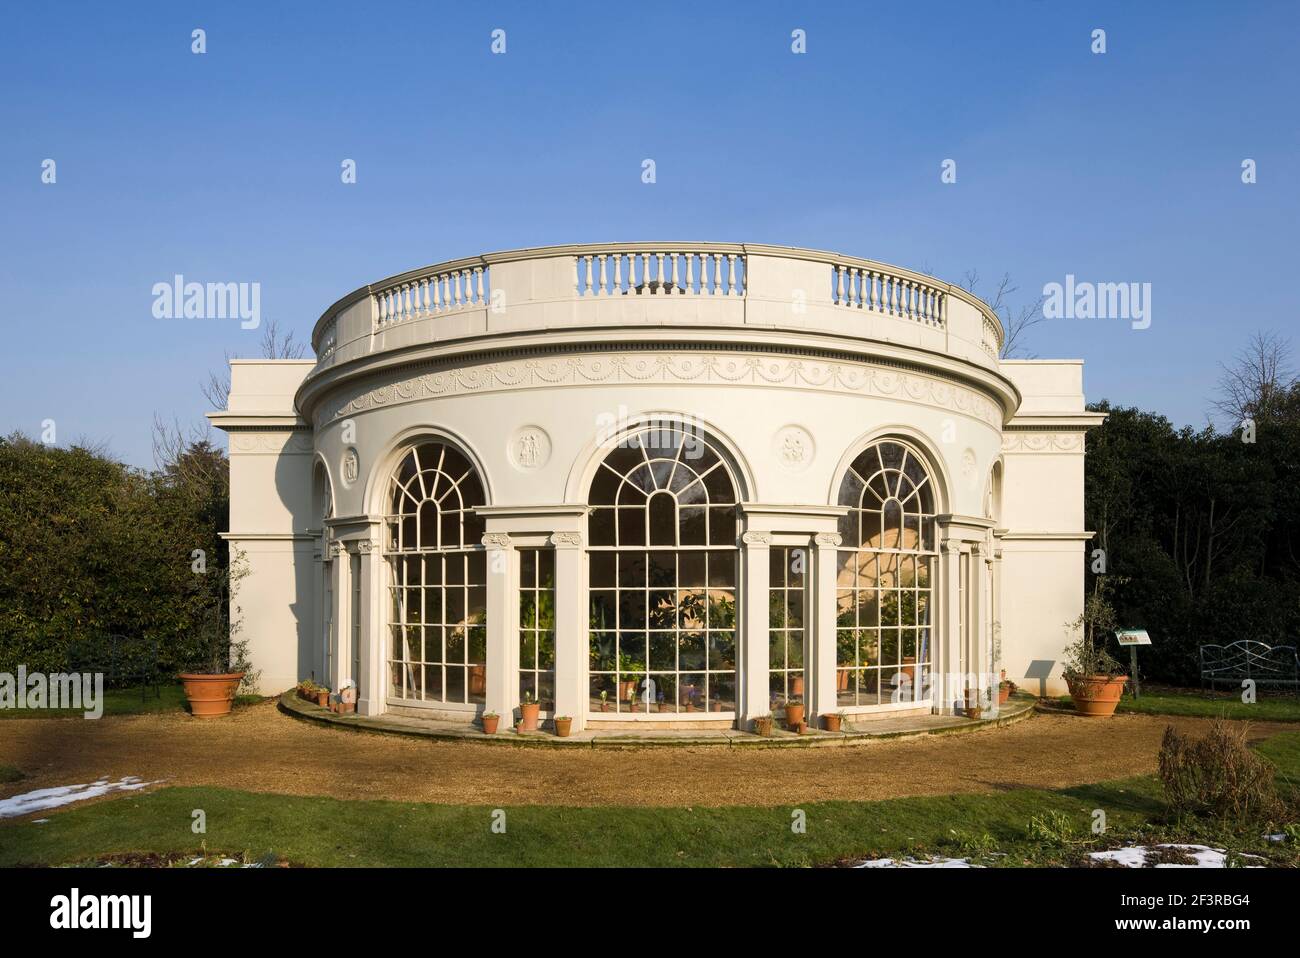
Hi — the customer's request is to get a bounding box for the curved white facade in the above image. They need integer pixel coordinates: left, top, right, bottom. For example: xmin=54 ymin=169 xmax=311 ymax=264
xmin=211 ymin=243 xmax=1103 ymax=731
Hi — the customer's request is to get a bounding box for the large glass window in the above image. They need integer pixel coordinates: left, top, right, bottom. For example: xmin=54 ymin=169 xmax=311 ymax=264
xmin=769 ymin=546 xmax=806 ymax=709
xmin=835 ymin=440 xmax=936 ymax=706
xmin=384 ymin=442 xmax=487 ymax=706
xmin=519 ymin=548 xmax=556 ymax=712
xmin=588 ymin=425 xmax=739 ymax=714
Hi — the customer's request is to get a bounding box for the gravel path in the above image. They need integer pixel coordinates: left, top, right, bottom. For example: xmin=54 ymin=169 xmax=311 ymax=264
xmin=1 ymin=700 xmax=1288 ymax=809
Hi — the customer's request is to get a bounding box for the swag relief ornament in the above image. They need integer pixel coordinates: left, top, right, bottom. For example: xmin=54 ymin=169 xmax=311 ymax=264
xmin=322 ymin=352 xmax=1003 ymax=428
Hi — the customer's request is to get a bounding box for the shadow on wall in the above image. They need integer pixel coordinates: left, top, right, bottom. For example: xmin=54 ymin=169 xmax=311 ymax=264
xmin=1024 ymin=660 xmax=1056 ymax=698
xmin=273 ymin=442 xmax=319 ymax=690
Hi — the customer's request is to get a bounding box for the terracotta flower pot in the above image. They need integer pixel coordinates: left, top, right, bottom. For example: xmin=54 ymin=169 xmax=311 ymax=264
xmin=967 ymin=707 xmax=983 ymax=721
xmin=823 ymin=714 xmax=843 ymax=733
xmin=482 ymin=714 xmax=499 ymax=734
xmin=836 ymin=670 xmax=850 ymax=691
xmin=316 ymin=691 xmax=330 ymax=708
xmin=619 ymin=680 xmax=636 ymax=702
xmin=519 ymin=701 xmax=540 ymax=731
xmin=711 ymin=701 xmax=722 ymax=713
xmin=554 ymin=717 xmax=572 ymax=737
xmin=1067 ymin=675 xmax=1129 ymax=717
xmin=753 ymin=717 xmax=774 ymax=736
xmin=998 ymin=684 xmax=1011 ymax=705
xmin=469 ymin=665 xmax=486 ymax=696
xmin=791 ymin=675 xmax=805 ymax=697
xmin=784 ymin=703 xmax=805 ymax=728
xmin=178 ymin=672 xmax=244 ymax=719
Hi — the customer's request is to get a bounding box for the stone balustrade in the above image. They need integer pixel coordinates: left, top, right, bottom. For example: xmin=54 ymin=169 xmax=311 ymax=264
xmin=308 ymin=243 xmax=1005 ymax=379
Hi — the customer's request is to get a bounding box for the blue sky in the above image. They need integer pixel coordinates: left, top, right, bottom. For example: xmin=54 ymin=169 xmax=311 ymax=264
xmin=3 ymin=0 xmax=1297 ymax=466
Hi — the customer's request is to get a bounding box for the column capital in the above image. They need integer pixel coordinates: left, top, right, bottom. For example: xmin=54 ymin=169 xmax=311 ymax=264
xmin=328 ymin=540 xmax=345 ymax=559
xmin=357 ymin=538 xmax=376 ymax=554
xmin=549 ymin=531 xmax=583 ymax=549
xmin=814 ymin=532 xmax=842 ymax=547
xmin=481 ymin=533 xmax=513 ymax=549
xmin=741 ymin=531 xmax=772 ymax=546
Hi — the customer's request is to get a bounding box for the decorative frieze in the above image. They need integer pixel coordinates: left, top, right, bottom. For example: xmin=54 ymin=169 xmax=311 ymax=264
xmin=1001 ymin=431 xmax=1084 ymax=454
xmin=321 ymin=351 xmax=1004 ymax=429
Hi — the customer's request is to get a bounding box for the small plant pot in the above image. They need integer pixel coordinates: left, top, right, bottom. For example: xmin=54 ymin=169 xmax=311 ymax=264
xmin=784 ymin=703 xmax=805 ymax=728
xmin=554 ymin=717 xmax=572 ymax=737
xmin=684 ymin=702 xmax=696 ymax=712
xmin=823 ymin=714 xmax=843 ymax=733
xmin=619 ymin=680 xmax=636 ymax=702
xmin=469 ymin=665 xmax=486 ymax=696
xmin=519 ymin=701 xmax=541 ymax=732
xmin=794 ymin=721 xmax=808 ymax=735
xmin=482 ymin=714 xmax=500 ymax=734
xmin=966 ymin=707 xmax=983 ymax=721
xmin=791 ymin=675 xmax=805 ymax=698
xmin=711 ymin=702 xmax=722 ymax=713
xmin=599 ymin=702 xmax=610 ymax=713
xmin=339 ymin=702 xmax=355 ymax=715
xmin=1067 ymin=675 xmax=1129 ymax=717
xmin=179 ymin=672 xmax=245 ymax=719
xmin=753 ymin=716 xmax=774 ymax=736
xmin=998 ymin=684 xmax=1011 ymax=705
xmin=316 ymin=691 xmax=330 ymax=708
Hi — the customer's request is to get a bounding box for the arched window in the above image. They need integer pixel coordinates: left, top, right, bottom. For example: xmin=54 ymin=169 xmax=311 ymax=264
xmin=587 ymin=424 xmax=739 ymax=714
xmin=835 ymin=440 xmax=937 ymax=706
xmin=384 ymin=441 xmax=487 ymax=707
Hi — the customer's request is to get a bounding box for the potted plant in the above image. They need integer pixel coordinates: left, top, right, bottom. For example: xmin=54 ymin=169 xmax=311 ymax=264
xmin=784 ymin=698 xmax=805 ymax=729
xmin=998 ymin=671 xmax=1015 ymax=705
xmin=482 ymin=712 xmax=500 ymax=734
xmin=1062 ymin=580 xmax=1128 ymax=717
xmin=315 ymin=685 xmax=331 ymax=708
xmin=753 ymin=714 xmax=774 ymax=736
xmin=178 ymin=550 xmax=257 ymax=718
xmin=519 ymin=691 xmax=540 ymax=731
xmin=823 ymin=711 xmax=843 ymax=733
xmin=711 ymin=697 xmax=723 ymax=713
xmin=554 ymin=715 xmax=573 ymax=737
xmin=791 ymin=675 xmax=805 ymax=698
xmin=599 ymin=690 xmax=610 ymax=712
xmin=297 ymin=679 xmax=316 ymax=701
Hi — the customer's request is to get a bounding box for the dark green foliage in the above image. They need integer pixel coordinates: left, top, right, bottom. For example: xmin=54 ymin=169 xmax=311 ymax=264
xmin=0 ymin=433 xmax=230 ymax=683
xmin=1085 ymin=401 xmax=1300 ymax=684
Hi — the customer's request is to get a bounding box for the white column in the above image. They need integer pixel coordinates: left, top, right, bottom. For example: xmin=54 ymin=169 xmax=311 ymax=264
xmin=482 ymin=533 xmax=517 ymax=723
xmin=812 ymin=532 xmax=841 ymax=723
xmin=357 ymin=537 xmax=385 ymax=716
xmin=969 ymin=541 xmax=986 ymax=709
xmin=740 ymin=531 xmax=771 ymax=727
xmin=937 ymin=537 xmax=962 ymax=714
xmin=551 ymin=531 xmax=587 ymax=730
xmin=328 ymin=540 xmax=347 ymax=694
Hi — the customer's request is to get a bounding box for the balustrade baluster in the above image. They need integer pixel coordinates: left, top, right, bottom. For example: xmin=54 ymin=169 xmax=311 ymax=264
xmin=685 ymin=252 xmax=695 ymax=294
xmin=598 ymin=255 xmax=607 ymax=295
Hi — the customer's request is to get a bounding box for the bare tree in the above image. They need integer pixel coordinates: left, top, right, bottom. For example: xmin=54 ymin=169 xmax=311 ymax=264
xmin=961 ymin=270 xmax=1046 ymax=360
xmin=1212 ymin=330 xmax=1296 ymax=428
xmin=202 ymin=319 xmax=307 ymax=410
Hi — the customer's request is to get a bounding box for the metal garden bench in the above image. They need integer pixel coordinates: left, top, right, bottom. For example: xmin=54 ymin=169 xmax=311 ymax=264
xmin=66 ymin=633 xmax=165 ymax=700
xmin=1199 ymin=640 xmax=1300 ymax=691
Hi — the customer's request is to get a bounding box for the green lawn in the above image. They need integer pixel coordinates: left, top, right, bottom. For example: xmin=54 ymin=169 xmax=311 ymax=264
xmin=1050 ymin=687 xmax=1300 ymax=722
xmin=0 ymin=683 xmax=264 ymax=719
xmin=0 ymin=764 xmax=22 ymax=784
xmin=4 ymin=732 xmax=1298 ymax=868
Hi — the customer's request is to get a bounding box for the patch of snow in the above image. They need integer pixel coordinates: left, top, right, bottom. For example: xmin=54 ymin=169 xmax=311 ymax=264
xmin=1265 ymin=833 xmax=1286 ymax=843
xmin=0 ymin=777 xmax=163 ymax=819
xmin=31 ymin=818 xmax=49 ymax=824
xmin=857 ymin=856 xmax=978 ymax=868
xmin=1089 ymin=843 xmax=1265 ymax=868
